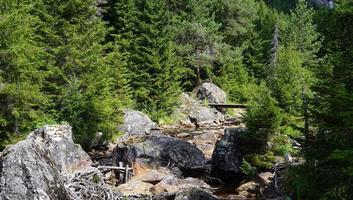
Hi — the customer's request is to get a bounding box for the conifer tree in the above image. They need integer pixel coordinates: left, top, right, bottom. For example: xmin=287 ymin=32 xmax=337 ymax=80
xmin=103 ymin=0 xmax=137 ymax=49
xmin=0 ymin=5 xmax=49 ymax=147
xmin=32 ymin=0 xmax=131 ymax=147
xmin=285 ymin=0 xmax=322 ymax=69
xmin=127 ymin=0 xmax=181 ymax=120
xmin=170 ymin=0 xmax=221 ymax=90
xmin=295 ymin=2 xmax=353 ymax=198
xmin=215 ymin=0 xmax=258 ymax=46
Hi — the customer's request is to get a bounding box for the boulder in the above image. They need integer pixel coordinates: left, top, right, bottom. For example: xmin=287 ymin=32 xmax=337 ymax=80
xmin=211 ymin=128 xmax=243 ymax=183
xmin=174 ymin=188 xmax=218 ymax=200
xmin=113 ymin=135 xmax=206 ymax=177
xmin=0 ymin=124 xmax=92 ymax=200
xmin=189 ymin=107 xmax=224 ymax=127
xmin=190 ymin=132 xmax=218 ymax=160
xmin=236 ymin=181 xmax=258 ymax=199
xmin=0 ymin=138 xmax=70 ymax=200
xmin=152 ymin=177 xmax=212 ymax=194
xmin=257 ymin=172 xmax=273 ymax=185
xmin=27 ymin=125 xmax=92 ymax=175
xmin=132 ymin=168 xmax=176 ymax=184
xmin=174 ymin=93 xmax=224 ymax=127
xmin=194 ymin=82 xmax=226 ymax=105
xmin=119 ymin=110 xmax=158 ymax=136
xmin=235 ymin=172 xmax=276 ymax=199
xmin=117 ymin=180 xmax=154 ymax=196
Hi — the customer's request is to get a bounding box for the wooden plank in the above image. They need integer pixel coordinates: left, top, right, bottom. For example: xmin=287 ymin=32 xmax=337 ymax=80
xmin=208 ymin=103 xmax=247 ymax=108
xmin=97 ymin=166 xmax=133 ymax=171
xmin=118 ymin=162 xmax=124 ymax=181
xmin=124 ymin=164 xmax=129 ymax=183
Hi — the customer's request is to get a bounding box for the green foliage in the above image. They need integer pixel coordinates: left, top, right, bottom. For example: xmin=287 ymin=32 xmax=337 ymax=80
xmin=214 ymin=0 xmax=258 ymax=46
xmin=214 ymin=46 xmax=250 ymax=103
xmin=0 ymin=0 xmax=132 ymax=149
xmin=245 ymin=151 xmax=276 ymax=170
xmin=269 ymin=134 xmax=296 ymax=156
xmin=240 ymin=158 xmax=256 ymax=178
xmin=245 ymin=82 xmax=283 ymax=139
xmin=286 ymin=1 xmax=353 ymax=199
xmin=285 ymin=0 xmax=322 ymax=69
xmin=264 ymin=0 xmax=297 ymax=12
xmin=268 ymin=46 xmax=312 ymax=115
xmin=2 ymin=3 xmax=353 ymax=199
xmin=0 ymin=5 xmax=50 ymax=148
xmin=37 ymin=0 xmax=131 ymax=148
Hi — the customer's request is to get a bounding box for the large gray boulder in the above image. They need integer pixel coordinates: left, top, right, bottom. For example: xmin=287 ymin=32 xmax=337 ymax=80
xmin=28 ymin=125 xmax=92 ymax=175
xmin=0 ymin=140 xmax=69 ymax=200
xmin=153 ymin=177 xmax=212 ymax=194
xmin=119 ymin=110 xmax=158 ymax=136
xmin=194 ymin=82 xmax=226 ymax=105
xmin=189 ymin=107 xmax=224 ymax=127
xmin=173 ymin=93 xmax=224 ymax=127
xmin=211 ymin=128 xmax=244 ymax=183
xmin=174 ymin=188 xmax=218 ymax=200
xmin=112 ymin=134 xmax=206 ymax=177
xmin=0 ymin=125 xmax=91 ymax=200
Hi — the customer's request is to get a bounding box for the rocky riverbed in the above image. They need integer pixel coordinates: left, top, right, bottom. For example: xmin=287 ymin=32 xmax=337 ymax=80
xmin=0 ymin=83 xmax=289 ymax=200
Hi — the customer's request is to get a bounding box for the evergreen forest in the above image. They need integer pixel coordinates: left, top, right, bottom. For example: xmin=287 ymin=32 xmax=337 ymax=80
xmin=1 ymin=0 xmax=353 ymax=199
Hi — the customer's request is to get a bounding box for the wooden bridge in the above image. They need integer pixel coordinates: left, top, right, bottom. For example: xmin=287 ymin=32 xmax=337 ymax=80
xmin=208 ymin=103 xmax=247 ymax=109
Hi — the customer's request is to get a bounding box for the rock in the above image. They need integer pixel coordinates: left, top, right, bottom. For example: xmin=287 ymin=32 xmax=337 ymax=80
xmin=113 ymin=135 xmax=206 ymax=177
xmin=175 ymin=93 xmax=224 ymax=127
xmin=27 ymin=125 xmax=92 ymax=175
xmin=119 ymin=110 xmax=158 ymax=136
xmin=257 ymin=172 xmax=273 ymax=186
xmin=152 ymin=183 xmax=169 ymax=194
xmin=152 ymin=177 xmax=212 ymax=194
xmin=211 ymin=128 xmax=243 ymax=183
xmin=89 ymin=132 xmax=108 ymax=148
xmin=194 ymin=82 xmax=226 ymax=105
xmin=132 ymin=168 xmax=176 ymax=184
xmin=236 ymin=181 xmax=258 ymax=198
xmin=234 ymin=172 xmax=276 ymax=199
xmin=284 ymin=153 xmax=293 ymax=163
xmin=153 ymin=193 xmax=177 ymax=200
xmin=189 ymin=107 xmax=224 ymax=127
xmin=0 ymin=124 xmax=92 ymax=200
xmin=176 ymin=132 xmax=191 ymax=138
xmin=117 ymin=180 xmax=154 ymax=196
xmin=174 ymin=188 xmax=218 ymax=200
xmin=0 ymin=138 xmax=70 ymax=200
xmin=191 ymin=132 xmax=218 ymax=160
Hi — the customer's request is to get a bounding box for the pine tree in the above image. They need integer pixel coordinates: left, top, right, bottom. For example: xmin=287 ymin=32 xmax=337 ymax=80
xmin=245 ymin=82 xmax=282 ymax=139
xmin=296 ymin=2 xmax=353 ymax=198
xmin=285 ymin=0 xmax=322 ymax=69
xmin=127 ymin=0 xmax=181 ymax=120
xmin=0 ymin=5 xmax=49 ymax=147
xmin=215 ymin=0 xmax=258 ymax=46
xmin=103 ymin=0 xmax=137 ymax=49
xmin=214 ymin=45 xmax=250 ymax=103
xmin=169 ymin=0 xmax=222 ymax=90
xmin=31 ymin=0 xmax=131 ymax=148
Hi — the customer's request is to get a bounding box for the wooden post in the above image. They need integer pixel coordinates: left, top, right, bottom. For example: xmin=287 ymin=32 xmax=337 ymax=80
xmin=119 ymin=162 xmax=124 ymax=182
xmin=124 ymin=164 xmax=129 ymax=183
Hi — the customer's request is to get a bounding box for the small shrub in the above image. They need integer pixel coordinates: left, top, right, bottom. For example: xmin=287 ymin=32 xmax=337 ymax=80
xmin=240 ymin=158 xmax=257 ymax=178
xmin=245 ymin=151 xmax=276 ymax=170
